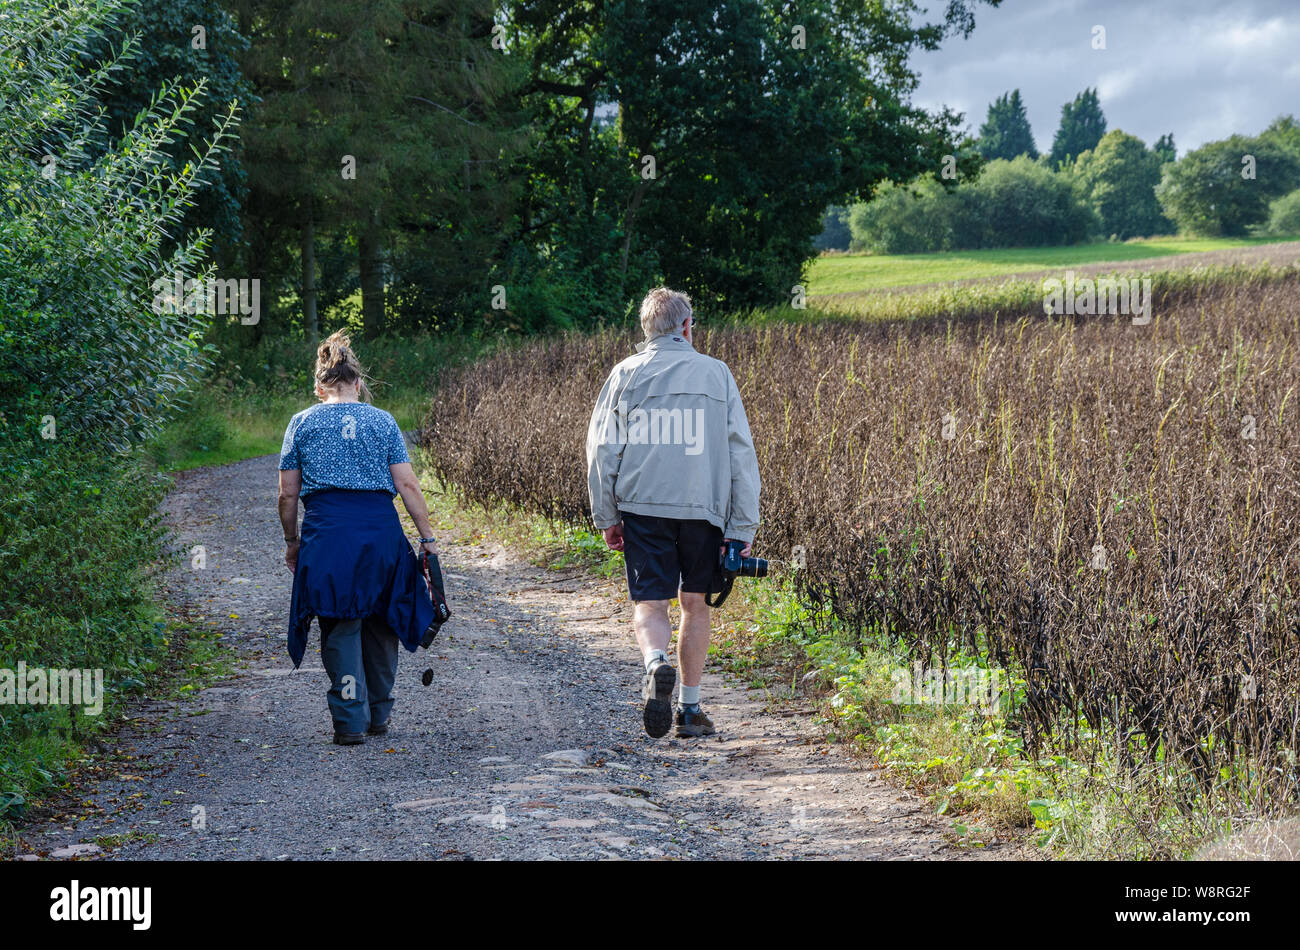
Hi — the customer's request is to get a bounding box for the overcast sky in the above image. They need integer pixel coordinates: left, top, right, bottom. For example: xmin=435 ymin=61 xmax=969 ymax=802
xmin=910 ymin=0 xmax=1300 ymax=156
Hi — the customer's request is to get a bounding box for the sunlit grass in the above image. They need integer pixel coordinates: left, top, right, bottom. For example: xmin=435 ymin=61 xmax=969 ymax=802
xmin=808 ymin=234 xmax=1299 ymax=295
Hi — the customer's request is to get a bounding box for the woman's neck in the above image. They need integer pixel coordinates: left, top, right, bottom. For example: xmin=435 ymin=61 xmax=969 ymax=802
xmin=319 ymin=382 xmax=360 ymax=404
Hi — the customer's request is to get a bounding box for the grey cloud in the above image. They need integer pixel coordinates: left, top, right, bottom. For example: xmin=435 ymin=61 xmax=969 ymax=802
xmin=911 ymin=0 xmax=1300 ymax=153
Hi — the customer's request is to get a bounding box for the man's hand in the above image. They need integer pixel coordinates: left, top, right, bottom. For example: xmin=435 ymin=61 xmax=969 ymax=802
xmin=722 ymin=539 xmax=752 ymax=558
xmin=602 ymin=523 xmax=625 ymax=551
xmin=285 ymin=538 xmax=300 ymax=574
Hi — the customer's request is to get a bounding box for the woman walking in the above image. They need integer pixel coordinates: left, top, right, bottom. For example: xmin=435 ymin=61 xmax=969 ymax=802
xmin=277 ymin=330 xmax=439 ymax=745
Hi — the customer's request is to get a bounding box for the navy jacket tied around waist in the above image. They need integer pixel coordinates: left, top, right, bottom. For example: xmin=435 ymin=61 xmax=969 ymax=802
xmin=287 ymin=489 xmax=435 ymax=667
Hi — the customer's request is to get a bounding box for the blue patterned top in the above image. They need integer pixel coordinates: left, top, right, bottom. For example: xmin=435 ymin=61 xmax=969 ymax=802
xmin=279 ymin=402 xmax=410 ymax=497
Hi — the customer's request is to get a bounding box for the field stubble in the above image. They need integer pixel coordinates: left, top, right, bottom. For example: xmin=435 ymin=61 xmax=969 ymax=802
xmin=425 ymin=273 xmax=1300 ymax=841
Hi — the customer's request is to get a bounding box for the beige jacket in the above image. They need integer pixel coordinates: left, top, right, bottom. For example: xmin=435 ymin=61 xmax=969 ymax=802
xmin=586 ymin=333 xmax=761 ymax=542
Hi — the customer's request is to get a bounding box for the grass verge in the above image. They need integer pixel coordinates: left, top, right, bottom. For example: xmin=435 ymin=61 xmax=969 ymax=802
xmin=0 ymin=616 xmax=235 ymax=856
xmin=0 ymin=443 xmax=238 ymax=853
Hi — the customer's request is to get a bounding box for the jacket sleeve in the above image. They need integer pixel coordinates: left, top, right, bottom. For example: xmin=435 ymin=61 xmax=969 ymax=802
xmin=586 ymin=369 xmax=624 ymax=530
xmin=723 ymin=367 xmax=761 ymax=543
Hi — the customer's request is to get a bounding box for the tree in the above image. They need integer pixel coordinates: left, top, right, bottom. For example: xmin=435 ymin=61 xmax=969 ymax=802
xmin=1049 ymin=88 xmax=1106 ymax=166
xmin=508 ymin=0 xmax=999 ymax=311
xmin=238 ymin=0 xmax=526 ymax=338
xmin=1156 ymin=134 xmax=1300 ymax=236
xmin=87 ymin=0 xmax=253 ymax=266
xmin=1258 ymin=116 xmax=1300 ymax=191
xmin=1073 ymin=131 xmax=1171 ymax=239
xmin=233 ymin=0 xmax=330 ymax=341
xmin=977 ymin=89 xmax=1037 ymax=161
xmin=1153 ymin=133 xmax=1176 ymax=164
xmin=813 ymin=206 xmax=852 ymax=251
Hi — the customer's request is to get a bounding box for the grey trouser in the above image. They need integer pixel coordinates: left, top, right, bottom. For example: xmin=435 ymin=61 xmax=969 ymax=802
xmin=319 ymin=616 xmax=399 ymax=734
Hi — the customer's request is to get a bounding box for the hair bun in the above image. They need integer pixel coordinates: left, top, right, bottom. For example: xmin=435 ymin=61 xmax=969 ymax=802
xmin=314 ymin=329 xmax=370 ymax=400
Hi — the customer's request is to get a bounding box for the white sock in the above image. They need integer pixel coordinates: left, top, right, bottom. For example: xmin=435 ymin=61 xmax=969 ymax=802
xmin=644 ymin=649 xmax=668 ymax=672
xmin=679 ymin=684 xmax=700 ymax=706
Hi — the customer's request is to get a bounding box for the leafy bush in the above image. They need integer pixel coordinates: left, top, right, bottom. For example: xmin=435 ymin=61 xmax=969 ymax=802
xmin=0 ymin=1 xmax=237 ymax=452
xmin=1265 ymin=187 xmax=1300 ymax=236
xmin=849 ymin=158 xmax=1096 ymax=254
xmin=0 ymin=445 xmax=174 ymax=821
xmin=849 ymin=179 xmax=961 ymax=254
xmin=0 ymin=448 xmax=170 ymax=693
xmin=0 ymin=0 xmax=233 ymax=814
xmin=960 ymin=156 xmax=1096 ymax=247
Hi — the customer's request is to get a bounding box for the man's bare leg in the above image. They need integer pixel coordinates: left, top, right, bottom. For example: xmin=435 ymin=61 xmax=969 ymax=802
xmin=675 ymin=591 xmax=717 ymax=736
xmin=633 ymin=600 xmax=673 ymax=661
xmin=677 ymin=591 xmax=711 ymax=688
xmin=634 ymin=599 xmax=677 ymax=738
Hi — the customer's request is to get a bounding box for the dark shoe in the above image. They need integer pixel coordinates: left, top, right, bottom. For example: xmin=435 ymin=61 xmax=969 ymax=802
xmin=367 ymin=720 xmax=389 ymax=736
xmin=675 ymin=703 xmax=716 ymax=738
xmin=642 ymin=659 xmax=676 ymax=739
xmin=333 ymin=731 xmax=366 ymax=746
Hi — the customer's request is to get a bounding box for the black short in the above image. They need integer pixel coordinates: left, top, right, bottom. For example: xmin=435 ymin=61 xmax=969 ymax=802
xmin=621 ymin=512 xmax=722 ymax=602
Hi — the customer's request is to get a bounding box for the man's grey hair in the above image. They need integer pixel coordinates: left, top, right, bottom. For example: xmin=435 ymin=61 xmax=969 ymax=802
xmin=639 ymin=287 xmax=693 ymax=339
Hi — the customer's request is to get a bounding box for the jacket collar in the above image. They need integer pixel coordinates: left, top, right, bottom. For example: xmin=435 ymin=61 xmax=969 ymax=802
xmin=636 ymin=332 xmax=695 ymax=354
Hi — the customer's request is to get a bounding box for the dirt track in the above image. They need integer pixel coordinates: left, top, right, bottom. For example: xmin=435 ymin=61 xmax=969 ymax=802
xmin=16 ymin=454 xmax=1027 ymax=861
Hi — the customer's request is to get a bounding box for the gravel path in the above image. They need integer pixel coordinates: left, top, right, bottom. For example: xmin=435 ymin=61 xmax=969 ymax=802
xmin=813 ymin=239 xmax=1300 ymax=302
xmin=21 ymin=454 xmax=1025 ymax=861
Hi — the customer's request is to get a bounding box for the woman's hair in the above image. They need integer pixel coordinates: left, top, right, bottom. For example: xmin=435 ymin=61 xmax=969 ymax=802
xmin=315 ymin=330 xmax=372 ymax=401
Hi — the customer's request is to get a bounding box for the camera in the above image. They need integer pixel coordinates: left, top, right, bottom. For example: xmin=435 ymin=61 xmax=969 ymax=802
xmin=706 ymin=539 xmax=768 ymax=607
xmin=721 ymin=539 xmax=768 ymax=578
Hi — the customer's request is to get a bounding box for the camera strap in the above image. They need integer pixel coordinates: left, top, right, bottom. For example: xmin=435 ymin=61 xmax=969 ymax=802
xmin=420 ymin=551 xmax=451 ymax=620
xmin=705 ymin=573 xmax=734 ymax=609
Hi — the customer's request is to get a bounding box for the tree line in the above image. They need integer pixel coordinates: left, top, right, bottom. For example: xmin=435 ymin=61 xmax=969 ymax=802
xmin=821 ymin=87 xmax=1300 ymax=254
xmin=79 ymin=0 xmax=1010 ymax=342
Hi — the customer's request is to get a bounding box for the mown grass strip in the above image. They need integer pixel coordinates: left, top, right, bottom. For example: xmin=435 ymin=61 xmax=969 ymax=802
xmin=807 ymin=235 xmax=1300 ymax=295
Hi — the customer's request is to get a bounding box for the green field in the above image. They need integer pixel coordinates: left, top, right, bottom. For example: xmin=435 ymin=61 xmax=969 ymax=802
xmin=807 ymin=236 xmax=1297 ymax=295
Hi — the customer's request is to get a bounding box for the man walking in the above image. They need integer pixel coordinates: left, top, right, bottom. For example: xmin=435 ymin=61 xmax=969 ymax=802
xmin=586 ymin=287 xmax=761 ymax=739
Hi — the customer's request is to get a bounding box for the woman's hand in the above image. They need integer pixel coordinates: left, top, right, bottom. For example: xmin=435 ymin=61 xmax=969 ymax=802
xmin=285 ymin=538 xmax=300 ymax=573
xmin=419 ymin=539 xmax=439 ymax=557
